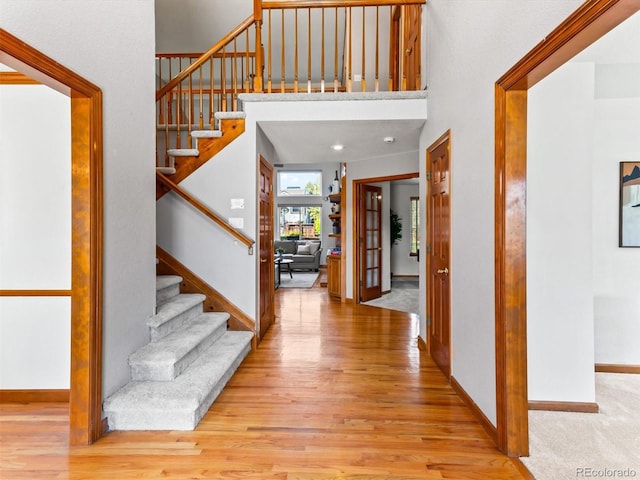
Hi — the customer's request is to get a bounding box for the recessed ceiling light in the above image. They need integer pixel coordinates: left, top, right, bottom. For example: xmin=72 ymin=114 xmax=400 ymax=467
xmin=383 ymin=136 xmax=395 ymax=144
xmin=331 ymin=144 xmax=344 ymax=151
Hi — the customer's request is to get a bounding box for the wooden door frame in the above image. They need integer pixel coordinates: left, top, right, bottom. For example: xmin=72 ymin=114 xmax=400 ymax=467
xmin=357 ymin=184 xmax=383 ymax=302
xmin=0 ymin=29 xmax=103 ymax=445
xmin=426 ymin=130 xmax=451 ymax=378
xmin=258 ymin=154 xmax=274 ymax=340
xmin=494 ymin=0 xmax=640 ymax=457
xmin=352 ymin=172 xmax=419 ymax=304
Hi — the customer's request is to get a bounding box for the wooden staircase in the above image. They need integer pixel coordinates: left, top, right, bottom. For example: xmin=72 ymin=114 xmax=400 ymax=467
xmin=156 ymin=112 xmax=246 ymax=199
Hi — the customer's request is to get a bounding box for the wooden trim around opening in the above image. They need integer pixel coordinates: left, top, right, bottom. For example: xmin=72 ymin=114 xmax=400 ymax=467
xmin=494 ymin=0 xmax=640 ymax=457
xmin=528 ymin=400 xmax=599 ymax=413
xmin=0 ymin=71 xmax=39 ymax=84
xmin=1 ymin=28 xmax=103 ymax=446
xmin=595 ymin=364 xmax=640 ymax=374
xmin=0 ymin=290 xmax=72 ymax=297
xmin=351 ymin=171 xmax=419 ymax=305
xmin=451 ymin=376 xmax=498 ymax=446
xmin=0 ymin=389 xmax=69 ymax=403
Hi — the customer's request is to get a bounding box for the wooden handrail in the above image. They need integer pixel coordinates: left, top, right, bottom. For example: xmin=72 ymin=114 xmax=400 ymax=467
xmin=156 ymin=52 xmax=257 ymax=59
xmin=157 ymin=15 xmax=256 ymax=101
xmin=263 ymin=0 xmax=425 ymax=8
xmin=156 ymin=172 xmax=255 ymax=254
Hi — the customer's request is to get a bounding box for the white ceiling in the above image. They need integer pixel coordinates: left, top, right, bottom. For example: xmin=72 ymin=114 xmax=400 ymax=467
xmin=258 ymin=118 xmax=425 ymax=166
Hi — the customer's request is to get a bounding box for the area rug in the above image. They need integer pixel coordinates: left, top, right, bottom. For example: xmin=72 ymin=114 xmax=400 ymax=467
xmin=521 ymin=373 xmax=640 ymax=480
xmin=278 ymin=271 xmax=319 ymax=289
xmin=362 ymin=278 xmax=419 ymax=314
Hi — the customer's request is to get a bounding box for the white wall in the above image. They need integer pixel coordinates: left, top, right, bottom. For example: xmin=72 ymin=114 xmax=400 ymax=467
xmin=526 ymin=13 xmax=640 ymax=402
xmin=421 ymin=0 xmax=584 ymax=424
xmin=0 ymin=83 xmax=71 ymax=388
xmin=527 ymin=63 xmax=596 ymax=403
xmin=157 ymin=130 xmax=259 ymax=319
xmin=585 ymin=13 xmax=640 ymax=366
xmin=1 ymin=0 xmax=157 ymax=398
xmin=390 ymin=183 xmax=419 ymax=277
xmin=593 ymin=97 xmax=640 ymax=365
xmin=155 ymin=0 xmax=252 ymax=52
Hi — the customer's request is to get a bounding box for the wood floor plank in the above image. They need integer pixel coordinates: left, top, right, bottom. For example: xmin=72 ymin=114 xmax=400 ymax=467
xmin=0 ymin=288 xmax=525 ymax=479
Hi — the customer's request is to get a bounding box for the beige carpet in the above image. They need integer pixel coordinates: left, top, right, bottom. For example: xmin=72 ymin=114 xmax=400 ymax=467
xmin=278 ymin=271 xmax=319 ymax=288
xmin=362 ymin=278 xmax=419 ymax=315
xmin=522 ymin=373 xmax=640 ymax=479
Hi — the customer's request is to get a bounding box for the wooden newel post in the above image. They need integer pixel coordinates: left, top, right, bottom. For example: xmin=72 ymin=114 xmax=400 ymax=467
xmin=253 ymin=0 xmax=264 ymax=92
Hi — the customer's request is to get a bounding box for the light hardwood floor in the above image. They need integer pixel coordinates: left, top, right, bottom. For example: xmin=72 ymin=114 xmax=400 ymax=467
xmin=1 ymin=287 xmax=526 ymax=479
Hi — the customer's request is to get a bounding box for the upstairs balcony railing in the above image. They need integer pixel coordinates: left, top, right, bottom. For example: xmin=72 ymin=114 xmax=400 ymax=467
xmin=155 ymin=0 xmax=425 ymax=162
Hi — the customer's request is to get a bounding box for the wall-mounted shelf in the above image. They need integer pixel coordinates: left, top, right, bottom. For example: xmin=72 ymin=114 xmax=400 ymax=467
xmin=327 ymin=165 xmax=345 ymax=301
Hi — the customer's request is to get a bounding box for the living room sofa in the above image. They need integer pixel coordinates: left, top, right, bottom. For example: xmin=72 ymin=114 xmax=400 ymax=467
xmin=274 ymin=240 xmax=322 ymax=272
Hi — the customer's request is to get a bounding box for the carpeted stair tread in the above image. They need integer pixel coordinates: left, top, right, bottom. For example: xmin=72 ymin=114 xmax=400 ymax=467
xmin=214 ymin=111 xmax=246 ymax=120
xmin=156 ymin=275 xmax=182 ymax=292
xmin=191 ymin=130 xmax=223 ymax=139
xmin=167 ymin=148 xmax=199 ymax=157
xmin=147 ymin=293 xmax=206 ymax=341
xmin=130 ymin=312 xmax=229 ymax=381
xmin=104 ymin=331 xmax=253 ymax=430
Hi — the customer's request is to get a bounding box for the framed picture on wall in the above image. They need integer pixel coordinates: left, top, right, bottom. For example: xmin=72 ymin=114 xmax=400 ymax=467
xmin=619 ymin=161 xmax=640 ymax=247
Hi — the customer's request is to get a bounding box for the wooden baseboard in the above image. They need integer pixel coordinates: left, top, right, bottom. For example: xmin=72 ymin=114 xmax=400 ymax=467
xmin=417 ymin=336 xmax=427 ymax=352
xmin=528 ymin=400 xmax=599 ymax=413
xmin=0 ymin=389 xmax=69 ymax=403
xmin=510 ymin=457 xmax=536 ymax=479
xmin=450 ymin=376 xmax=498 ymax=445
xmin=595 ymin=363 xmax=640 ymax=374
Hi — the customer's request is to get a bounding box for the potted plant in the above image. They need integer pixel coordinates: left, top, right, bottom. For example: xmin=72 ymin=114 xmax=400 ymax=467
xmin=390 ymin=210 xmax=402 ymax=247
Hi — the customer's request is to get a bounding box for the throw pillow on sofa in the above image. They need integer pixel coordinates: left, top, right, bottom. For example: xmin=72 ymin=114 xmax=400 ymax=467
xmin=297 ymin=244 xmax=311 ymax=255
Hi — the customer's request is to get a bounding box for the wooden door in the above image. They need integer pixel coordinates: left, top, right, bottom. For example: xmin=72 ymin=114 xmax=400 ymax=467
xmin=359 ymin=184 xmax=382 ymax=302
xmin=403 ymin=4 xmax=422 ymax=91
xmin=427 ymin=132 xmax=451 ymax=377
xmin=258 ymin=155 xmax=274 ymax=339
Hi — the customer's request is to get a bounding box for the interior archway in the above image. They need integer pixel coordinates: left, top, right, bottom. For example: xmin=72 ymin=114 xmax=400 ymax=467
xmin=494 ymin=0 xmax=640 ymax=457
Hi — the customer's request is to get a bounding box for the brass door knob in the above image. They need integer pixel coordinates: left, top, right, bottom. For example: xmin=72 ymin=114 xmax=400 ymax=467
xmin=437 ymin=267 xmax=449 ymax=275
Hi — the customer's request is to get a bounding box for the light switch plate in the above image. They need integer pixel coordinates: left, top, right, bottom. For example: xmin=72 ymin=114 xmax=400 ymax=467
xmin=230 ymin=198 xmax=245 ymax=209
xmin=229 ymin=217 xmax=244 ymax=228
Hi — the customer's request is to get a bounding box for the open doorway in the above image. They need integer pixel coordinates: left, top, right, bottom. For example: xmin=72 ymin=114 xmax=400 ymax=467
xmin=0 ymin=29 xmax=103 ymax=445
xmin=494 ymin=0 xmax=640 ymax=457
xmin=353 ymin=172 xmax=419 ymax=310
